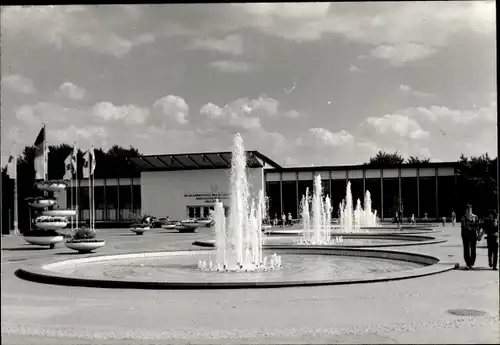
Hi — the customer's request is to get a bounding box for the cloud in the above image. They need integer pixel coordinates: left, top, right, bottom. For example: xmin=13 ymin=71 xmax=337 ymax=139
xmin=209 ymin=60 xmax=252 ymax=72
xmin=297 ymin=128 xmax=354 ymax=148
xmin=370 ymin=43 xmax=437 ymax=66
xmin=1 ymin=6 xmax=150 ymax=57
xmin=57 ymin=82 xmax=87 ymax=100
xmin=152 ymin=95 xmax=189 ymax=125
xmin=348 ymin=64 xmax=360 ymax=72
xmin=362 ymin=113 xmax=430 ymax=140
xmin=93 ymin=102 xmax=149 ymax=125
xmin=1 ymin=74 xmax=37 ymax=94
xmin=189 ymin=34 xmax=243 ymax=55
xmin=200 ymin=101 xmax=261 ymax=131
xmin=15 ymin=102 xmax=80 ymax=125
xmin=399 ymin=84 xmax=434 ymax=98
xmin=50 ymin=125 xmax=108 ymax=150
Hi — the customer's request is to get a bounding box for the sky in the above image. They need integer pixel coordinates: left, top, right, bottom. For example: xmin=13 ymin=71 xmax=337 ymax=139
xmin=0 ymin=2 xmax=497 ymax=167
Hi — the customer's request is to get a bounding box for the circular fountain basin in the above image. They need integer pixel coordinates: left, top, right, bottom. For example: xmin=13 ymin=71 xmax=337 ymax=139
xmin=42 ymin=209 xmax=77 ymax=217
xmin=268 ymin=226 xmax=439 ymax=236
xmin=15 ymin=248 xmax=456 ymax=289
xmin=194 ymin=234 xmax=445 ymax=249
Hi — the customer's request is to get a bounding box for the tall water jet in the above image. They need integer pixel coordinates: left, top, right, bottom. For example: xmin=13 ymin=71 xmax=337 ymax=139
xmin=338 ymin=181 xmax=379 ymax=232
xmin=199 ymin=133 xmax=281 ymax=272
xmin=297 ymin=174 xmax=339 ymax=245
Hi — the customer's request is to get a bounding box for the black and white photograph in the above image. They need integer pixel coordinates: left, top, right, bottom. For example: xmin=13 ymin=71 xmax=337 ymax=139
xmin=1 ymin=2 xmax=498 ymax=344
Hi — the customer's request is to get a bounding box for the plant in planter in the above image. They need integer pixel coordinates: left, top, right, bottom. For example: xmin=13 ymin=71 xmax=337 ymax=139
xmin=65 ymin=226 xmax=106 ymax=253
xmin=130 ymin=214 xmax=153 ymax=235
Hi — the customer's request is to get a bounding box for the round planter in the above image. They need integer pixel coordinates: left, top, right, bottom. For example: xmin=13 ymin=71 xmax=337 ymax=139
xmin=42 ymin=209 xmax=77 ymax=217
xmin=130 ymin=227 xmax=150 ymax=235
xmin=175 ymin=224 xmax=197 ymax=233
xmin=35 ymin=182 xmax=67 ymax=192
xmin=180 ymin=221 xmax=202 ymax=229
xmin=24 ymin=235 xmax=64 ymax=249
xmin=35 ymin=221 xmax=68 ymax=230
xmin=29 ymin=199 xmax=57 ymax=208
xmin=65 ymin=240 xmax=106 ymax=253
xmin=161 ymin=224 xmax=177 ymax=230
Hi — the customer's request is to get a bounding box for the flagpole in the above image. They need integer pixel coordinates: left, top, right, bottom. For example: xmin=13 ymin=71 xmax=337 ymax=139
xmin=92 ymin=147 xmax=95 ymax=231
xmin=13 ymin=156 xmax=19 ymax=235
xmin=88 ymin=151 xmax=91 ymax=228
xmin=75 ymin=144 xmax=79 ymax=229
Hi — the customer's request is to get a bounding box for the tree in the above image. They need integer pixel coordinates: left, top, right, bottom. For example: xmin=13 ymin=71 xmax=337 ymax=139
xmin=367 ymin=150 xmax=405 ymax=166
xmin=456 ymin=153 xmax=498 ymax=217
xmin=406 ymin=156 xmax=431 ymax=164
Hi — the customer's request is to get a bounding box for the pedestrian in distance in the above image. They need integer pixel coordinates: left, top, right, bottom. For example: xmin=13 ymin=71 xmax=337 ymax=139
xmin=481 ymin=209 xmax=498 ymax=270
xmin=461 ymin=203 xmax=479 ymax=270
xmin=451 ymin=210 xmax=456 ymax=226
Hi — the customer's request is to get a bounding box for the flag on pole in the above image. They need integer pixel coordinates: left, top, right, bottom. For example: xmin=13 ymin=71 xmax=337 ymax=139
xmin=82 ymin=150 xmax=90 ymax=179
xmin=6 ymin=155 xmax=17 ymax=179
xmin=89 ymin=146 xmax=96 ymax=176
xmin=63 ymin=153 xmax=73 ymax=180
xmin=71 ymin=144 xmax=78 ymax=173
xmin=33 ymin=126 xmax=46 ymax=180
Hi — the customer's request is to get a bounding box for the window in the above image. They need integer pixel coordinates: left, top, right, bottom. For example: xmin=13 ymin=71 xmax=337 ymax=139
xmin=364 ymin=178 xmax=381 ymax=218
xmin=419 ymin=177 xmax=436 ymax=219
xmin=401 ymin=177 xmax=417 ymax=218
xmin=94 ymin=186 xmax=105 ymax=221
xmin=106 ymin=186 xmax=118 ymax=221
xmin=348 ymin=179 xmax=364 ymax=210
xmin=330 ymin=179 xmax=347 ymax=218
xmin=382 ymin=178 xmax=399 ymax=219
xmin=438 ymin=176 xmax=455 ymax=218
xmin=132 ymin=185 xmax=141 ymax=217
xmin=266 ymin=181 xmax=281 ymax=219
xmin=119 ymin=185 xmax=132 ymax=220
xmin=282 ymin=181 xmax=298 ymax=219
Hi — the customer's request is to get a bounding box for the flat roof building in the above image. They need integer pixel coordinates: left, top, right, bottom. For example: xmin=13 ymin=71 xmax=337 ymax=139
xmin=51 ymin=150 xmax=458 ymax=224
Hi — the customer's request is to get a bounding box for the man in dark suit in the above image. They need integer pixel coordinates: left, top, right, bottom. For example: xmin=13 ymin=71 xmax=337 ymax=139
xmin=461 ymin=203 xmax=479 ymax=270
xmin=481 ymin=209 xmax=498 ymax=270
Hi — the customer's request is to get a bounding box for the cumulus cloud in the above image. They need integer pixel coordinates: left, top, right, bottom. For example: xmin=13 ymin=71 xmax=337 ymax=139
xmin=189 ymin=34 xmax=243 ymax=55
xmin=200 ymin=101 xmax=261 ymax=131
xmin=362 ymin=113 xmax=430 ymax=140
xmin=1 ymin=74 xmax=37 ymax=94
xmin=297 ymin=128 xmax=354 ymax=148
xmin=16 ymin=102 xmax=80 ymax=125
xmin=93 ymin=102 xmax=149 ymax=125
xmin=209 ymin=60 xmax=252 ymax=73
xmin=399 ymin=84 xmax=434 ymax=98
xmin=57 ymin=82 xmax=87 ymax=100
xmin=152 ymin=95 xmax=189 ymax=125
xmin=370 ymin=43 xmax=437 ymax=66
xmin=1 ymin=6 xmax=150 ymax=57
xmin=348 ymin=64 xmax=360 ymax=72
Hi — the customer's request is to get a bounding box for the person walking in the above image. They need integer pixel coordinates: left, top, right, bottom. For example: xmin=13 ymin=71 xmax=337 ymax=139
xmin=481 ymin=209 xmax=498 ymax=270
xmin=461 ymin=203 xmax=479 ymax=270
xmin=281 ymin=213 xmax=286 ymax=227
xmin=287 ymin=212 xmax=293 ymax=226
xmin=410 ymin=214 xmax=416 ymax=226
xmin=451 ymin=210 xmax=456 ymax=226
xmin=424 ymin=212 xmax=428 ymax=223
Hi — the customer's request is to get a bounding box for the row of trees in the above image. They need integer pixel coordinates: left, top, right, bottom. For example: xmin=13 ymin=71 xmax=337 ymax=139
xmin=1 ymin=144 xmax=141 ymax=233
xmin=365 ymin=150 xmax=430 ymax=165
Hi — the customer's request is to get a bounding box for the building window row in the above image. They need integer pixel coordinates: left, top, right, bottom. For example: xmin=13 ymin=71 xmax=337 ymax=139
xmin=265 ymin=171 xmax=457 ymax=221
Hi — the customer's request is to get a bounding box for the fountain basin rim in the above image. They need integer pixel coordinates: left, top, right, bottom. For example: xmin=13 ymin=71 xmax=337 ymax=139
xmin=193 ymin=235 xmax=446 ymax=248
xmin=15 ymin=248 xmax=457 ymax=290
xmin=267 ymin=228 xmax=440 ymax=236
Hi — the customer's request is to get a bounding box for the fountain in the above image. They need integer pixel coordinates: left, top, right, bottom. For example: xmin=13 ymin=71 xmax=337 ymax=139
xmin=197 ymin=133 xmax=281 ymax=272
xmin=295 ymin=174 xmax=341 ymax=245
xmin=339 ymin=182 xmax=379 ymax=232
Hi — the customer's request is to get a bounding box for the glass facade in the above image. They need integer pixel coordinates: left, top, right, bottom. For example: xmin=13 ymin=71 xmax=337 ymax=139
xmin=364 ymin=178 xmax=381 ymax=217
xmin=281 ymin=181 xmax=298 ymax=219
xmin=330 ymin=179 xmax=346 ymax=218
xmin=419 ymin=177 xmax=436 ymax=219
xmin=401 ymin=177 xmax=418 ymax=219
xmin=265 ymin=181 xmax=281 ymax=219
xmin=61 ymin=166 xmax=458 ymax=224
xmin=382 ymin=178 xmax=399 ymax=219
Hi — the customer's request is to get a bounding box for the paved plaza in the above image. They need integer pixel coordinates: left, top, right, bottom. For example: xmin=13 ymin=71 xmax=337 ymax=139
xmin=1 ymin=224 xmax=498 ymax=344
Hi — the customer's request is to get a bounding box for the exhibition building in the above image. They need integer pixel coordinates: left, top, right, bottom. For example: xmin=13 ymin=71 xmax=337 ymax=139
xmin=52 ymin=150 xmax=458 ymax=223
